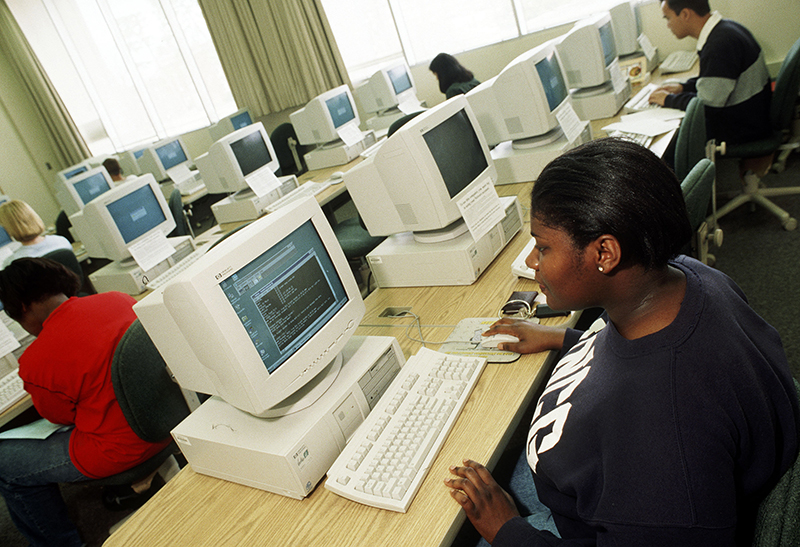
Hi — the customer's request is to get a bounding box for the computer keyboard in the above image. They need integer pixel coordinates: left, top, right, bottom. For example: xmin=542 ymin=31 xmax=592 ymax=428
xmin=0 ymin=368 xmax=25 ymax=414
xmin=325 ymin=348 xmax=486 ymax=512
xmin=608 ymin=130 xmax=654 ymax=148
xmin=144 ymin=245 xmax=208 ymax=290
xmin=624 ymin=82 xmax=660 ymax=112
xmin=659 ymin=50 xmax=698 ymax=73
xmin=263 ymin=180 xmax=331 ymax=213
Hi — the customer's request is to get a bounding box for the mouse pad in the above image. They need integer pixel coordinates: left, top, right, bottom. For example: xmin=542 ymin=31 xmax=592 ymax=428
xmin=439 ymin=317 xmax=527 ymax=363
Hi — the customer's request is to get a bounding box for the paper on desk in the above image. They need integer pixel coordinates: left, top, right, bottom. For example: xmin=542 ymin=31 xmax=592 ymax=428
xmin=621 ymin=108 xmax=685 ymax=123
xmin=0 ymin=320 xmax=20 ymax=358
xmin=638 ymin=34 xmax=658 ymax=61
xmin=246 ymin=168 xmax=281 ymax=197
xmin=555 ymin=102 xmax=584 ymax=143
xmin=128 ymin=231 xmax=176 ymax=272
xmin=337 ymin=125 xmax=364 ymax=147
xmin=603 ymin=117 xmax=681 ymax=138
xmin=398 ymin=98 xmax=422 ymax=115
xmin=609 ymin=60 xmax=628 ymax=95
xmin=0 ymin=418 xmax=71 ymax=440
xmin=457 ymin=179 xmax=505 ymax=242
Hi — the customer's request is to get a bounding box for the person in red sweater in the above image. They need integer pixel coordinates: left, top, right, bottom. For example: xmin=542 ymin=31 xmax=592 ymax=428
xmin=0 ymin=257 xmax=169 ymax=547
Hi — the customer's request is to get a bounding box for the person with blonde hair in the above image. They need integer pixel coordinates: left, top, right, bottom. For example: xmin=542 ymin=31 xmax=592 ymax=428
xmin=0 ymin=200 xmax=72 ymax=268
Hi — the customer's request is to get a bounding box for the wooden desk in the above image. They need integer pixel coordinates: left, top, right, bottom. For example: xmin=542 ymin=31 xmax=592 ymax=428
xmin=103 ymin=183 xmax=574 ymax=547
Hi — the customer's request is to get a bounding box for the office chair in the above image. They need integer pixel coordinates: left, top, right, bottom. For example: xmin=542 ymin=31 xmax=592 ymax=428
xmin=674 ymin=97 xmax=707 ymax=182
xmin=712 ymin=36 xmax=800 ymax=231
xmin=43 ymin=248 xmax=96 ymax=295
xmin=332 ymin=217 xmax=385 ymax=296
xmin=55 ymin=210 xmax=74 ymax=243
xmin=168 ymin=188 xmax=192 ymax=238
xmin=270 ymin=123 xmax=312 ymax=176
xmin=387 ymin=111 xmax=425 ymax=137
xmin=680 ymin=159 xmax=721 ymax=265
xmin=93 ymin=319 xmax=191 ymax=491
xmin=751 ymin=377 xmax=800 ymax=547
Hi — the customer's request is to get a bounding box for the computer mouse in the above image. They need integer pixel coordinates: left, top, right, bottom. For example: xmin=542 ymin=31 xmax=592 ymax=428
xmin=480 ymin=334 xmax=520 ymax=349
xmin=329 ymin=171 xmax=345 ymax=183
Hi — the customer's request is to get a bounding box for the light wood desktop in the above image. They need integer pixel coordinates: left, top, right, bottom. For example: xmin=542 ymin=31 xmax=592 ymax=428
xmin=103 ymin=181 xmax=576 ymax=547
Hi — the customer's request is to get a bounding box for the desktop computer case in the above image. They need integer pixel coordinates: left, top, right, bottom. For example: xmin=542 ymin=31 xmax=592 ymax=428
xmin=367 ymin=196 xmax=523 ymax=287
xmin=170 ymin=335 xmax=404 ymax=499
xmin=89 ymin=236 xmax=196 ymax=295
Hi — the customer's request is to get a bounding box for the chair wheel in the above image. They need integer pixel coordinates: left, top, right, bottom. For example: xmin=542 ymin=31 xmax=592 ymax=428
xmin=783 ymin=217 xmax=797 ymax=231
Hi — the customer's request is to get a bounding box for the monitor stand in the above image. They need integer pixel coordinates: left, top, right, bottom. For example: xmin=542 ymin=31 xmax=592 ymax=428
xmin=260 ymin=353 xmax=344 ymax=419
xmin=170 ymin=335 xmax=405 ymax=499
xmin=210 ymin=175 xmax=298 ymax=225
xmin=491 ymin=122 xmax=594 ymax=185
xmin=412 ymin=218 xmax=470 ymax=244
xmin=366 ymin=196 xmax=524 ymax=287
xmin=570 ymin=80 xmax=632 ymax=120
xmin=303 ymin=131 xmax=377 ymax=171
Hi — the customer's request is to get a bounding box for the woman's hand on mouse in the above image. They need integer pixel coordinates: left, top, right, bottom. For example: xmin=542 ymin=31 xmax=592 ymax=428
xmin=482 ymin=318 xmax=566 ymax=354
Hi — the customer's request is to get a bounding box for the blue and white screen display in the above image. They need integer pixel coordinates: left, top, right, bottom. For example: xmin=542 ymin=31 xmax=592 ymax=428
xmin=155 ymin=140 xmax=188 ymax=171
xmin=219 ymin=220 xmax=348 ymax=374
xmin=599 ymin=22 xmax=617 ymax=67
xmin=231 ymin=111 xmax=252 ymax=129
xmin=106 ymin=185 xmax=167 ymax=244
xmin=73 ymin=172 xmax=111 ymax=205
xmin=325 ymin=92 xmax=356 ymax=129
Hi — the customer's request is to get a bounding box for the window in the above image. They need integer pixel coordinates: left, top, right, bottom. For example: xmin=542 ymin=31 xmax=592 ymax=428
xmin=321 ymin=0 xmax=638 ymax=83
xmin=8 ymin=0 xmax=237 ymax=156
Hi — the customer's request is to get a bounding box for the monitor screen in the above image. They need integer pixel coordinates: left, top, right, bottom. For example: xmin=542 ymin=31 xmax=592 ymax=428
xmin=133 ymin=149 xmax=146 ymax=159
xmin=64 ymin=165 xmax=89 ymax=179
xmin=133 ymin=197 xmax=365 ymax=417
xmin=73 ymin=171 xmax=112 ymax=205
xmin=106 ymin=184 xmax=168 ymax=244
xmin=388 ymin=65 xmax=413 ymax=95
xmin=423 ymin=109 xmax=488 ymax=199
xmin=155 ymin=140 xmax=188 ymax=171
xmin=325 ymin=92 xmax=356 ymax=129
xmin=230 ymin=130 xmax=273 ymax=178
xmin=230 ymin=111 xmax=253 ymax=130
xmin=599 ymin=21 xmax=617 ymax=67
xmin=219 ymin=220 xmax=348 ymax=375
xmin=536 ymin=53 xmax=569 ymax=111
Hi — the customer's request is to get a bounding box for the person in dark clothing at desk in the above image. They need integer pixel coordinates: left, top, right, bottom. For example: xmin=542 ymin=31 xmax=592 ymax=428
xmin=429 ymin=53 xmax=481 ymax=99
xmin=444 ymin=139 xmax=799 ymax=547
xmin=649 ymin=0 xmax=772 ymax=175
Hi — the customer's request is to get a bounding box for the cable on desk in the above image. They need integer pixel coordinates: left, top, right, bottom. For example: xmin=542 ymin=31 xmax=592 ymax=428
xmin=391 ymin=311 xmax=451 ymax=347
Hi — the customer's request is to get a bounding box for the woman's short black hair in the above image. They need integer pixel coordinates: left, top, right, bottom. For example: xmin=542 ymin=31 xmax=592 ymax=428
xmin=429 ymin=53 xmax=474 ymax=95
xmin=531 ymin=138 xmax=692 ymax=270
xmin=0 ymin=257 xmax=81 ymax=321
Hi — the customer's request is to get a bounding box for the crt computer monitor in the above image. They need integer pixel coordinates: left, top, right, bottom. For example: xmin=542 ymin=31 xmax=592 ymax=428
xmin=138 ymin=137 xmax=192 ymax=181
xmin=58 ymin=166 xmax=115 ymax=216
xmin=79 ymin=174 xmax=175 ymax=262
xmin=345 ymin=95 xmax=496 ymax=239
xmin=134 ymin=197 xmax=366 ymax=418
xmin=465 ymin=40 xmax=570 ymax=148
xmin=118 ymin=147 xmax=151 ymax=177
xmin=209 ymin=108 xmax=254 ymax=142
xmin=609 ymin=1 xmax=641 ymax=57
xmin=355 ymin=63 xmax=418 ymax=114
xmin=555 ymin=12 xmax=618 ymax=89
xmin=195 ymin=122 xmax=279 ymax=194
xmin=289 ymin=85 xmax=361 ymax=146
